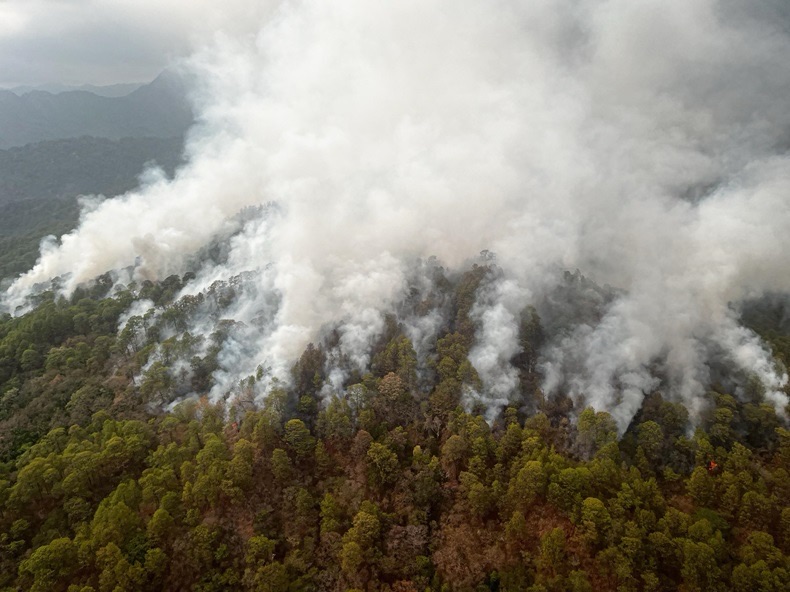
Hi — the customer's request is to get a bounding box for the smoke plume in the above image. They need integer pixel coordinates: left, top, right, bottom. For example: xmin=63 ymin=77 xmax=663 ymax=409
xmin=4 ymin=0 xmax=790 ymax=430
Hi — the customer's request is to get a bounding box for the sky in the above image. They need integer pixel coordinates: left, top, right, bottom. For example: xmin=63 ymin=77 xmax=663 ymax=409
xmin=0 ymin=0 xmax=274 ymax=87
xmin=2 ymin=0 xmax=788 ymax=88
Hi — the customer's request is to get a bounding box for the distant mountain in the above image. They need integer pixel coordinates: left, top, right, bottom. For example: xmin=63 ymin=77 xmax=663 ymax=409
xmin=0 ymin=71 xmax=193 ymax=148
xmin=6 ymin=82 xmax=143 ymax=98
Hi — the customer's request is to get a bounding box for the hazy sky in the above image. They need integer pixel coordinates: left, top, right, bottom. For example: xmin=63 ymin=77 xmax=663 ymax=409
xmin=0 ymin=0 xmax=272 ymax=87
xmin=2 ymin=0 xmax=789 ymax=88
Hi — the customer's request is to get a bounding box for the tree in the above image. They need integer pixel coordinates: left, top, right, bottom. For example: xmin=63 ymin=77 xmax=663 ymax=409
xmin=505 ymin=510 xmax=529 ymax=555
xmin=441 ymin=435 xmax=467 ymax=480
xmin=537 ymin=528 xmax=566 ymax=579
xmin=680 ymin=540 xmax=721 ymax=592
xmin=320 ymin=493 xmax=344 ymax=535
xmin=637 ymin=421 xmax=664 ymax=464
xmin=739 ymin=491 xmax=774 ymax=531
xmin=226 ymin=438 xmax=255 ymax=493
xmin=340 ymin=508 xmax=381 ymax=586
xmin=508 ymin=460 xmax=546 ymax=510
xmin=147 ymin=508 xmax=174 ymax=546
xmin=18 ymin=537 xmax=78 ymax=592
xmin=459 ymin=471 xmax=492 ymax=519
xmin=577 ymin=408 xmax=618 ymax=459
xmin=291 ymin=343 xmax=325 ymax=398
xmin=284 ymin=419 xmax=315 ymax=458
xmin=377 ymin=372 xmax=414 ymax=426
xmin=580 ymin=497 xmax=611 ymax=550
xmin=246 ymin=535 xmax=276 ymax=566
xmin=367 ymin=442 xmax=400 ymax=489
xmin=90 ymin=499 xmax=143 ymax=551
xmin=96 ymin=542 xmax=146 ymax=592
xmin=317 ymin=395 xmax=355 ymax=440
xmin=341 ymin=541 xmax=366 ymax=581
xmin=688 ymin=467 xmax=714 ymax=507
xmin=548 ymin=467 xmax=591 ymax=514
xmin=270 ymin=448 xmax=292 ymax=484
xmin=345 ymin=508 xmax=381 ymax=550
xmin=190 ymin=434 xmax=229 ymax=508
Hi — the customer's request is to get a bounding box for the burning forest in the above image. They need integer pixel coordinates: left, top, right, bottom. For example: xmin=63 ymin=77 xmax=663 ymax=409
xmin=0 ymin=1 xmax=789 ymax=590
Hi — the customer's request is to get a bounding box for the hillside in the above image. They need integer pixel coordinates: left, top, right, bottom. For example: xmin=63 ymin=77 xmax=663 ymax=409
xmin=0 ymin=273 xmax=787 ymax=591
xmin=1 ymin=3 xmax=789 ymax=591
xmin=0 ymin=135 xmax=185 ymax=281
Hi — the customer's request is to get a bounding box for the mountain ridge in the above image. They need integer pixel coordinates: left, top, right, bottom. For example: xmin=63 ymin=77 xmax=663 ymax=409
xmin=0 ymin=71 xmax=193 ymax=149
xmin=4 ymin=81 xmax=143 ymax=98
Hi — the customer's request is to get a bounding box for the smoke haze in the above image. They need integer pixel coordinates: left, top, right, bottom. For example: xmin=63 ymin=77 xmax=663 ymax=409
xmin=4 ymin=0 xmax=790 ymax=430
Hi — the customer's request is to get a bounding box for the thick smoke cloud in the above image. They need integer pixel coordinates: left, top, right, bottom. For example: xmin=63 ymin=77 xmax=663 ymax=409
xmin=4 ymin=0 xmax=790 ymax=429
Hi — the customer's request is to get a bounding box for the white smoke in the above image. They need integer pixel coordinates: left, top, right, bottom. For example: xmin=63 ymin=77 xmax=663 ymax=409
xmin=467 ymin=275 xmax=529 ymax=420
xmin=4 ymin=0 xmax=790 ymax=428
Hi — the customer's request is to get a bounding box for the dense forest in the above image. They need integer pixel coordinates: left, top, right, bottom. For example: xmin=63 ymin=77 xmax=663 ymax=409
xmin=0 ymin=266 xmax=788 ymax=592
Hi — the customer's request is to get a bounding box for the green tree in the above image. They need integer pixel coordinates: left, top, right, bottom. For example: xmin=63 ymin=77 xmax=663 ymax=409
xmin=680 ymin=540 xmax=721 ymax=592
xmin=18 ymin=537 xmax=78 ymax=592
xmin=441 ymin=434 xmax=467 ymax=480
xmin=537 ymin=527 xmax=566 ymax=579
xmin=147 ymin=508 xmax=174 ymax=546
xmin=284 ymin=419 xmax=315 ymax=458
xmin=580 ymin=497 xmax=611 ymax=550
xmin=508 ymin=460 xmax=546 ymax=510
xmin=270 ymin=448 xmax=292 ymax=484
xmin=637 ymin=420 xmax=664 ymax=464
xmin=688 ymin=467 xmax=714 ymax=507
xmin=367 ymin=442 xmax=400 ymax=488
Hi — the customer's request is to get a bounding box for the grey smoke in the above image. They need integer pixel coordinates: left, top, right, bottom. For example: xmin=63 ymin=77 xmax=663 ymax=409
xmin=4 ymin=0 xmax=790 ymax=430
xmin=467 ymin=275 xmax=527 ymax=422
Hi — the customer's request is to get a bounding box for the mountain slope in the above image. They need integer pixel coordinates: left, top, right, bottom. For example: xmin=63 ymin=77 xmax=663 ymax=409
xmin=0 ymin=135 xmax=185 ymax=281
xmin=0 ymin=135 xmax=185 ymax=206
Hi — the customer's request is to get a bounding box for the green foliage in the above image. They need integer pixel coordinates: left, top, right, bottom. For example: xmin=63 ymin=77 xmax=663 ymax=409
xmin=18 ymin=537 xmax=78 ymax=592
xmin=577 ymin=408 xmax=618 ymax=458
xmin=270 ymin=448 xmax=292 ymax=483
xmin=283 ymin=419 xmax=315 ymax=458
xmin=508 ymin=460 xmax=546 ymax=510
xmin=0 ymin=283 xmax=788 ymax=591
xmin=367 ymin=442 xmax=400 ymax=488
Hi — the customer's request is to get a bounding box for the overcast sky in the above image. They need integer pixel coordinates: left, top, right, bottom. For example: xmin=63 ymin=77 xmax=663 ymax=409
xmin=0 ymin=0 xmax=273 ymax=87
xmin=3 ymin=0 xmax=790 ymax=89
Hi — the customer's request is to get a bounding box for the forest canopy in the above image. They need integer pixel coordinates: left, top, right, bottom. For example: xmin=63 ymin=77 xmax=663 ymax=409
xmin=0 ymin=269 xmax=788 ymax=592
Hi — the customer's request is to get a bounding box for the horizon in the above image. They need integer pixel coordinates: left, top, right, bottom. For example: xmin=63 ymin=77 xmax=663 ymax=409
xmin=0 ymin=78 xmax=151 ymax=94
